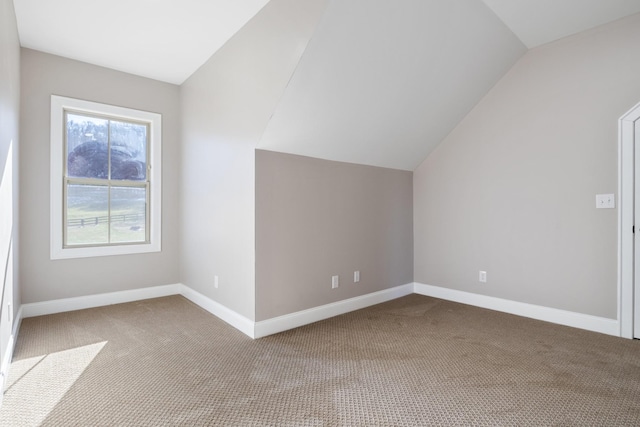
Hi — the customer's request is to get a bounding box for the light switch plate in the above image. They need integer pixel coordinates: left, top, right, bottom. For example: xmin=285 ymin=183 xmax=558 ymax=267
xmin=596 ymin=194 xmax=615 ymax=209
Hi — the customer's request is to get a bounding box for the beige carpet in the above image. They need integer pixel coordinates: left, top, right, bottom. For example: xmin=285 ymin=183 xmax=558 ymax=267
xmin=1 ymin=294 xmax=640 ymax=426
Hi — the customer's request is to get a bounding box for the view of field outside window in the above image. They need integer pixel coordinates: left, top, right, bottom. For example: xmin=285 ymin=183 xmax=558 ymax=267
xmin=65 ymin=112 xmax=149 ymax=246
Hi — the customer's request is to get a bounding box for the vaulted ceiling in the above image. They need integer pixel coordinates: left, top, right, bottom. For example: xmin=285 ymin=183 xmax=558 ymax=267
xmin=12 ymin=0 xmax=640 ymax=170
xmin=12 ymin=0 xmax=271 ymax=84
xmin=257 ymin=0 xmax=525 ymax=170
xmin=482 ymin=0 xmax=640 ymax=48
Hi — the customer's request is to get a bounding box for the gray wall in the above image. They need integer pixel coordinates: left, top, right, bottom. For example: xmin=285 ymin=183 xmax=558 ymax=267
xmin=19 ymin=49 xmax=180 ymax=303
xmin=256 ymin=150 xmax=413 ymax=321
xmin=0 ymin=0 xmax=20 ymax=371
xmin=180 ymin=0 xmax=327 ymax=320
xmin=414 ymin=13 xmax=640 ymax=319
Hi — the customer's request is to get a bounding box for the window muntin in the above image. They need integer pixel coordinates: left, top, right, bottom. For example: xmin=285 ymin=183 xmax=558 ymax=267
xmin=63 ymin=112 xmax=149 ymax=247
xmin=50 ymin=96 xmax=162 ymax=260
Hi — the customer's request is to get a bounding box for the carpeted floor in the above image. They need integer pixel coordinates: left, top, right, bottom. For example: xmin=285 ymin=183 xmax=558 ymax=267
xmin=1 ymin=294 xmax=640 ymax=426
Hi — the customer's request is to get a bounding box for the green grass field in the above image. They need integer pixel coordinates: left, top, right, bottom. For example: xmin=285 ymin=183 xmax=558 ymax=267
xmin=66 ymin=185 xmax=146 ymax=246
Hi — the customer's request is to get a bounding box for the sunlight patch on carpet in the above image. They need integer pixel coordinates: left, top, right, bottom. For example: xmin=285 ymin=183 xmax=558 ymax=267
xmin=1 ymin=341 xmax=107 ymax=426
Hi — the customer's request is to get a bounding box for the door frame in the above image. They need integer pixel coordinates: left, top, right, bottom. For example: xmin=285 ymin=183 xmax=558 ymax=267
xmin=619 ymin=101 xmax=640 ymax=338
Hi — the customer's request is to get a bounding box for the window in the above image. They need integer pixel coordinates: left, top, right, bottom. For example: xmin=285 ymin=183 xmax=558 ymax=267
xmin=50 ymin=96 xmax=161 ymax=259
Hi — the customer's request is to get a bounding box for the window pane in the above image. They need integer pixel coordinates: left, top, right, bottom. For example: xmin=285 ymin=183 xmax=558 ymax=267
xmin=66 ymin=184 xmax=109 ymax=246
xmin=110 ymin=186 xmax=147 ymax=243
xmin=67 ymin=114 xmax=109 ymax=179
xmin=110 ymin=121 xmax=147 ymax=181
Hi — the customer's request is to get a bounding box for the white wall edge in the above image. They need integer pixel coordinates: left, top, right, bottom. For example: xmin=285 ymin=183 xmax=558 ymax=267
xmin=618 ymin=101 xmax=640 ymax=339
xmin=414 ymin=283 xmax=620 ymax=337
xmin=1 ymin=304 xmax=23 ymax=410
xmin=254 ymin=283 xmax=415 ymax=339
xmin=178 ymin=284 xmax=255 ymax=339
xmin=21 ymin=284 xmax=181 ymax=318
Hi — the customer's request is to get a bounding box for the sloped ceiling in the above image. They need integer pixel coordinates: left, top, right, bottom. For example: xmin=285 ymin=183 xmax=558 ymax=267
xmin=482 ymin=0 xmax=640 ymax=48
xmin=12 ymin=0 xmax=640 ymax=170
xmin=257 ymin=0 xmax=526 ymax=170
xmin=12 ymin=0 xmax=271 ymax=84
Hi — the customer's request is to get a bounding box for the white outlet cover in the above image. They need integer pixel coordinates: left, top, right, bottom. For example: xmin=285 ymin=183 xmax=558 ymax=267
xmin=479 ymin=271 xmax=487 ymax=283
xmin=596 ymin=194 xmax=615 ymax=209
xmin=332 ymin=275 xmax=339 ymax=288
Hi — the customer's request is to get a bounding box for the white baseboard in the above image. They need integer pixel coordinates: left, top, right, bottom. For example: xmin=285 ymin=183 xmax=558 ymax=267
xmin=254 ymin=283 xmax=415 ymax=338
xmin=21 ymin=284 xmax=182 ymax=318
xmin=413 ymin=282 xmax=620 ymax=337
xmin=14 ymin=281 xmax=619 ymax=346
xmin=178 ymin=285 xmax=255 ymax=339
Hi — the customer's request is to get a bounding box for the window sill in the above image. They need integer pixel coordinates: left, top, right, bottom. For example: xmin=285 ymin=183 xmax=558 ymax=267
xmin=51 ymin=241 xmax=161 ymax=260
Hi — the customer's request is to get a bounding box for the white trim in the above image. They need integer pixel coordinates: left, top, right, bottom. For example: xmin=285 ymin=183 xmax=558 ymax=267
xmin=619 ymin=102 xmax=640 ymax=338
xmin=1 ymin=305 xmax=21 ymax=379
xmin=178 ymin=285 xmax=255 ymax=338
xmin=13 ymin=281 xmax=624 ymax=346
xmin=254 ymin=284 xmax=414 ymax=338
xmin=21 ymin=284 xmax=181 ymax=318
xmin=0 ymin=305 xmax=22 ymax=411
xmin=414 ymin=283 xmax=619 ymax=337
xmin=1 ymin=334 xmax=14 ymax=380
xmin=50 ymin=95 xmax=162 ymax=260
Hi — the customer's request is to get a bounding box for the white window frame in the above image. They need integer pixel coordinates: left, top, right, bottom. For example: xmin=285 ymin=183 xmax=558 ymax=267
xmin=50 ymin=95 xmax=162 ymax=259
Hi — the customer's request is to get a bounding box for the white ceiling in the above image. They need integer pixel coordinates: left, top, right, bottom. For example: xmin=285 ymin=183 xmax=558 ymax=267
xmin=12 ymin=0 xmax=270 ymax=84
xmin=11 ymin=0 xmax=640 ymax=170
xmin=13 ymin=0 xmax=640 ymax=86
xmin=482 ymin=0 xmax=640 ymax=48
xmin=257 ymin=0 xmax=525 ymax=170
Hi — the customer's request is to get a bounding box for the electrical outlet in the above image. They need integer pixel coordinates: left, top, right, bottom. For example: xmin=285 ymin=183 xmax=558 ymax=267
xmin=332 ymin=275 xmax=339 ymax=289
xmin=214 ymin=275 xmax=219 ymax=289
xmin=354 ymin=271 xmax=360 ymax=283
xmin=479 ymin=271 xmax=487 ymax=283
xmin=596 ymin=194 xmax=615 ymax=209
